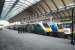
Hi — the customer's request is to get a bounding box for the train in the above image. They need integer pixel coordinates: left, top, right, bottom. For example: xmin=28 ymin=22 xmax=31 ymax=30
xmin=24 ymin=21 xmax=52 ymax=35
xmin=62 ymin=21 xmax=74 ymax=38
xmin=7 ymin=21 xmax=65 ymax=37
xmin=48 ymin=22 xmax=64 ymax=37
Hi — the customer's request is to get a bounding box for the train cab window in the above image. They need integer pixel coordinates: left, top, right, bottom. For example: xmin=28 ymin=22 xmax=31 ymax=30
xmin=63 ymin=23 xmax=71 ymax=28
xmin=57 ymin=24 xmax=63 ymax=29
xmin=36 ymin=24 xmax=41 ymax=27
xmin=43 ymin=23 xmax=49 ymax=28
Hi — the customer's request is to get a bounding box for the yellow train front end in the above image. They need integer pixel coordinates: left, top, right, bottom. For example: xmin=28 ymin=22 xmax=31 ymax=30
xmin=42 ymin=23 xmax=52 ymax=33
xmin=44 ymin=27 xmax=52 ymax=33
xmin=58 ymin=29 xmax=64 ymax=33
xmin=57 ymin=23 xmax=64 ymax=33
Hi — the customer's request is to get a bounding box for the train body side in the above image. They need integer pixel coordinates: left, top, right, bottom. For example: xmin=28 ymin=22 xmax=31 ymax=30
xmin=25 ymin=22 xmax=52 ymax=34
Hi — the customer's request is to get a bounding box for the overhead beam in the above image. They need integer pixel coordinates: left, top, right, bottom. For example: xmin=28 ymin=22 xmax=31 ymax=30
xmin=38 ymin=2 xmax=47 ymax=13
xmin=0 ymin=0 xmax=5 ymax=18
xmin=51 ymin=0 xmax=58 ymax=11
xmin=26 ymin=0 xmax=42 ymax=14
xmin=42 ymin=0 xmax=52 ymax=12
xmin=25 ymin=0 xmax=42 ymax=19
xmin=61 ymin=0 xmax=70 ymax=17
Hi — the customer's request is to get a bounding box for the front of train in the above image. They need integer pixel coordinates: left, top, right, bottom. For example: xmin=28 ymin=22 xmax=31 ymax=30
xmin=48 ymin=22 xmax=64 ymax=37
xmin=39 ymin=22 xmax=52 ymax=33
xmin=43 ymin=23 xmax=52 ymax=33
xmin=57 ymin=23 xmax=64 ymax=33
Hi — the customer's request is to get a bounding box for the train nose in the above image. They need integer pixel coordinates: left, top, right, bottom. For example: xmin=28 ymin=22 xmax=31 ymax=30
xmin=58 ymin=29 xmax=64 ymax=32
xmin=45 ymin=28 xmax=52 ymax=32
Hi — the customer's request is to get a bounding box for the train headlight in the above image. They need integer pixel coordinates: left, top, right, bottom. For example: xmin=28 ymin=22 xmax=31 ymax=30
xmin=44 ymin=28 xmax=52 ymax=32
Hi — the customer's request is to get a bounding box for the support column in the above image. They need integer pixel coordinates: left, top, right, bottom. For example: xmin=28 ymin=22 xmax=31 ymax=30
xmin=71 ymin=8 xmax=74 ymax=45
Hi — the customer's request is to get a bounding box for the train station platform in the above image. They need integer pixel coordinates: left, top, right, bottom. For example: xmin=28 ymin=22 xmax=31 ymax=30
xmin=0 ymin=29 xmax=75 ymax=50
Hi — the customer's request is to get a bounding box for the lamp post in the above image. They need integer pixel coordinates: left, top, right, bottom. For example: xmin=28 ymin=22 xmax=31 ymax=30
xmin=71 ymin=8 xmax=74 ymax=45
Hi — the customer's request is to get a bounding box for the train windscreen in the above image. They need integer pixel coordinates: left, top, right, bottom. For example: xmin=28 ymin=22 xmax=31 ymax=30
xmin=63 ymin=23 xmax=71 ymax=28
xmin=57 ymin=24 xmax=63 ymax=29
xmin=43 ymin=23 xmax=49 ymax=28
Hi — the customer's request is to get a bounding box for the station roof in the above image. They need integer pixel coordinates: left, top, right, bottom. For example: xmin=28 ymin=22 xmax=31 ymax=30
xmin=0 ymin=0 xmax=40 ymax=20
xmin=0 ymin=0 xmax=75 ymax=22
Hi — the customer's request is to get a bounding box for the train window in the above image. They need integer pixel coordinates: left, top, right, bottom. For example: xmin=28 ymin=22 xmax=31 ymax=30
xmin=63 ymin=23 xmax=71 ymax=28
xmin=43 ymin=23 xmax=49 ymax=28
xmin=57 ymin=24 xmax=63 ymax=29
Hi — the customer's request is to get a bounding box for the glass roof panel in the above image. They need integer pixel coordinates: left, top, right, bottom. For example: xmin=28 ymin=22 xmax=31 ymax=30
xmin=53 ymin=0 xmax=65 ymax=9
xmin=36 ymin=4 xmax=45 ymax=13
xmin=27 ymin=0 xmax=40 ymax=2
xmin=32 ymin=6 xmax=40 ymax=14
xmin=5 ymin=1 xmax=30 ymax=19
xmin=5 ymin=0 xmax=40 ymax=20
xmin=40 ymin=1 xmax=50 ymax=13
xmin=63 ymin=0 xmax=74 ymax=7
xmin=6 ymin=5 xmax=28 ymax=18
xmin=19 ymin=0 xmax=39 ymax=5
xmin=5 ymin=0 xmax=16 ymax=1
xmin=46 ymin=0 xmax=57 ymax=11
xmin=26 ymin=0 xmax=36 ymax=4
xmin=19 ymin=0 xmax=32 ymax=6
xmin=17 ymin=2 xmax=29 ymax=8
xmin=1 ymin=0 xmax=16 ymax=19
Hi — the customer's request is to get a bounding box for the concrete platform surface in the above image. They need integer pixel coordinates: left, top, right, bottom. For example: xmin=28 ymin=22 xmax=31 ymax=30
xmin=0 ymin=29 xmax=75 ymax=50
